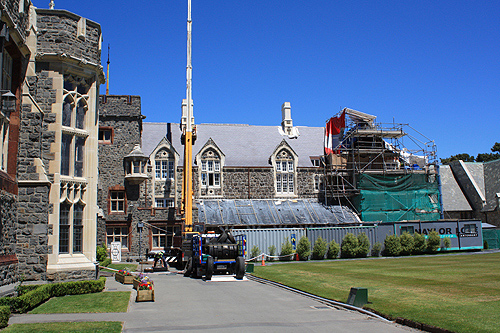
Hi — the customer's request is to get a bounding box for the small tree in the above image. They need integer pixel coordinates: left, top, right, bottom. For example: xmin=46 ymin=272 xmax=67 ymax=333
xmin=427 ymin=230 xmax=441 ymax=253
xmin=96 ymin=244 xmax=108 ymax=262
xmin=280 ymin=238 xmax=294 ymax=261
xmin=413 ymin=232 xmax=427 ymax=254
xmin=268 ymin=245 xmax=277 ymax=262
xmin=442 ymin=237 xmax=451 ymax=251
xmin=400 ymin=232 xmax=415 ymax=256
xmin=356 ymin=233 xmax=370 ymax=258
xmin=312 ymin=237 xmax=327 ymax=260
xmin=371 ymin=242 xmax=382 ymax=257
xmin=383 ymin=234 xmax=401 ymax=256
xmin=297 ymin=236 xmax=311 ymax=261
xmin=250 ymin=245 xmax=260 ymax=262
xmin=327 ymin=239 xmax=340 ymax=259
xmin=341 ymin=233 xmax=359 ymax=258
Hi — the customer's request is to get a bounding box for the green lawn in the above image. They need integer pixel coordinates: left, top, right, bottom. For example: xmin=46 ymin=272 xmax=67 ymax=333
xmin=253 ymin=252 xmax=500 ymax=333
xmin=2 ymin=321 xmax=122 ymax=332
xmin=29 ymin=291 xmax=131 ymax=314
xmin=105 ymin=263 xmax=138 ymax=271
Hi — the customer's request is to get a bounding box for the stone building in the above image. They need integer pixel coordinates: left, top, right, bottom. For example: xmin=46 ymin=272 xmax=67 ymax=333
xmin=440 ymin=159 xmax=500 ymax=226
xmin=0 ymin=2 xmax=105 ymax=287
xmin=97 ymin=95 xmax=179 ymax=261
xmin=0 ymin=0 xmax=31 ymax=286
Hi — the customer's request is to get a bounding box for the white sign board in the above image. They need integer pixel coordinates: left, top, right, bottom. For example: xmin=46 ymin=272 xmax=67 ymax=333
xmin=110 ymin=241 xmax=121 ymax=263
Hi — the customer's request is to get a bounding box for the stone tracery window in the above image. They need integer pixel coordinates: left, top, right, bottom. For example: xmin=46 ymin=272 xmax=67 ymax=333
xmin=61 ymin=75 xmax=89 ymax=178
xmin=200 ymin=148 xmax=221 ymax=188
xmin=275 ymin=149 xmax=295 ymax=194
xmin=0 ymin=51 xmax=13 ymax=172
xmin=59 ymin=181 xmax=86 ymax=254
xmin=154 ymin=149 xmax=175 ymax=180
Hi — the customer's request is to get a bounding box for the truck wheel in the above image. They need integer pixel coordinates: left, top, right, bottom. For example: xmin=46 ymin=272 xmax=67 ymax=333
xmin=235 ymin=256 xmax=245 ymax=280
xmin=206 ymin=256 xmax=214 ymax=280
xmin=184 ymin=258 xmax=193 ymax=277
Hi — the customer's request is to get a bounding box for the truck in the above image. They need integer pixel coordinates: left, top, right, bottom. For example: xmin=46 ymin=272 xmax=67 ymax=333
xmin=183 ymin=229 xmax=246 ymax=280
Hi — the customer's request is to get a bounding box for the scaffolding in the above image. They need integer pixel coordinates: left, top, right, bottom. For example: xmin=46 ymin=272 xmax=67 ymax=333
xmin=322 ymin=108 xmax=440 ymax=222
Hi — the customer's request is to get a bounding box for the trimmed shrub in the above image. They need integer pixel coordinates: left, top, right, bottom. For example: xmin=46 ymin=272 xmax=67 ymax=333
xmin=371 ymin=242 xmax=382 ymax=257
xmin=96 ymin=243 xmax=108 ymax=262
xmin=312 ymin=237 xmax=327 ymax=260
xmin=427 ymin=230 xmax=441 ymax=253
xmin=327 ymin=239 xmax=340 ymax=259
xmin=280 ymin=238 xmax=294 ymax=261
xmin=341 ymin=233 xmax=359 ymax=258
xmin=16 ymin=284 xmax=40 ymax=296
xmin=297 ymin=236 xmax=311 ymax=260
xmin=484 ymin=240 xmax=489 ymax=250
xmin=442 ymin=237 xmax=451 ymax=250
xmin=4 ymin=277 xmax=106 ymax=314
xmin=250 ymin=245 xmax=260 ymax=262
xmin=0 ymin=306 xmax=9 ymax=329
xmin=400 ymin=232 xmax=415 ymax=256
xmin=356 ymin=233 xmax=370 ymax=258
xmin=383 ymin=234 xmax=401 ymax=256
xmin=413 ymin=233 xmax=427 ymax=254
xmin=268 ymin=245 xmax=277 ymax=262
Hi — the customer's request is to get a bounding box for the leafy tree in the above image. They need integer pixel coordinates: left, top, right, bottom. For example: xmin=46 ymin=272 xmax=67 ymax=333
xmin=356 ymin=233 xmax=370 ymax=258
xmin=268 ymin=245 xmax=276 ymax=262
xmin=297 ymin=236 xmax=311 ymax=260
xmin=327 ymin=239 xmax=340 ymax=259
xmin=280 ymin=238 xmax=294 ymax=261
xmin=383 ymin=234 xmax=401 ymax=256
xmin=427 ymin=230 xmax=441 ymax=253
xmin=491 ymin=142 xmax=500 ymax=152
xmin=341 ymin=233 xmax=359 ymax=258
xmin=312 ymin=237 xmax=327 ymax=260
xmin=400 ymin=232 xmax=415 ymax=256
xmin=476 ymin=153 xmax=500 ymax=162
xmin=371 ymin=242 xmax=382 ymax=257
xmin=250 ymin=245 xmax=260 ymax=262
xmin=441 ymin=153 xmax=475 ymax=165
xmin=413 ymin=232 xmax=427 ymax=254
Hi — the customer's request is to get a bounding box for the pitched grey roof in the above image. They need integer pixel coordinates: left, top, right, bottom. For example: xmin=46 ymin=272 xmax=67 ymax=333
xmin=197 ymin=199 xmax=360 ymax=226
xmin=483 ymin=159 xmax=500 ymax=211
xmin=142 ymin=123 xmax=324 ymax=167
xmin=439 ymin=165 xmax=472 ymax=212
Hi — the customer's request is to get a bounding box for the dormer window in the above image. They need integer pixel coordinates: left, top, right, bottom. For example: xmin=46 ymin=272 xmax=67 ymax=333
xmin=272 ymin=146 xmax=297 ymax=196
xmin=124 ymin=145 xmax=149 ymax=184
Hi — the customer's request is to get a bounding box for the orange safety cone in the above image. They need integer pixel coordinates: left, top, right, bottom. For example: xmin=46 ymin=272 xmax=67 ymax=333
xmin=261 ymin=254 xmax=266 ymax=266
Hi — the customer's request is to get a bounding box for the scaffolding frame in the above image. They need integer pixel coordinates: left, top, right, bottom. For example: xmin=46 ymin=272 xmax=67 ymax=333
xmin=322 ymin=108 xmax=438 ymax=214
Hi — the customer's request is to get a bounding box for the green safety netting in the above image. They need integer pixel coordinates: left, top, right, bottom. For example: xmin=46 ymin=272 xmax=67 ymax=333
xmin=353 ymin=173 xmax=441 ymax=222
xmin=483 ymin=229 xmax=500 ymax=249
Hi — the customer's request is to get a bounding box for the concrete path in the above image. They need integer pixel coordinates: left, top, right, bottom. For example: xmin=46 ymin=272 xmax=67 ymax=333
xmin=9 ymin=270 xmax=418 ymax=333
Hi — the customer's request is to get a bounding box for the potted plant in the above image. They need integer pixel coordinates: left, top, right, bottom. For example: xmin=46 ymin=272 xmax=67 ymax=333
xmin=133 ymin=273 xmax=150 ymax=290
xmin=136 ymin=280 xmax=154 ymax=302
xmin=115 ymin=268 xmax=134 ymax=284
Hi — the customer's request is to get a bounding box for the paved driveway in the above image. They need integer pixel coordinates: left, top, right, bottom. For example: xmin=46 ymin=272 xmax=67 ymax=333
xmin=10 ymin=271 xmax=417 ymax=332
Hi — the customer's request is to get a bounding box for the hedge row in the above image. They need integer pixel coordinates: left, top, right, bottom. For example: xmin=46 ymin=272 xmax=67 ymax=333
xmin=0 ymin=306 xmax=9 ymax=329
xmin=0 ymin=277 xmax=106 ymax=314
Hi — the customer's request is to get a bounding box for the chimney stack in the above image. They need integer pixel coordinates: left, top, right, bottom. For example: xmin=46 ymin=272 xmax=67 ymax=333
xmin=281 ymin=102 xmax=293 ymax=135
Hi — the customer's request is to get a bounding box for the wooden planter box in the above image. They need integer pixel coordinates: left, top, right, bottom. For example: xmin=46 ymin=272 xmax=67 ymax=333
xmin=115 ymin=272 xmax=134 ymax=284
xmin=136 ymin=287 xmax=155 ymax=302
xmin=133 ymin=278 xmax=140 ymax=290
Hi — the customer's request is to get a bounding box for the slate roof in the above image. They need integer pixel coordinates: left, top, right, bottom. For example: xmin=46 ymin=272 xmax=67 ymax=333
xmin=197 ymin=199 xmax=360 ymax=226
xmin=439 ymin=165 xmax=472 ymax=212
xmin=142 ymin=123 xmax=324 ymax=167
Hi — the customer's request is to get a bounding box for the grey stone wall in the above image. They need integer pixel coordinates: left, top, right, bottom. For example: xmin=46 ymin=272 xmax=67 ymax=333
xmin=0 ymin=190 xmax=17 ymax=286
xmin=223 ymin=167 xmax=275 ymax=199
xmin=36 ymin=9 xmax=101 ymax=65
xmin=16 ymin=185 xmax=50 ymax=282
xmin=2 ymin=0 xmax=29 ymax=43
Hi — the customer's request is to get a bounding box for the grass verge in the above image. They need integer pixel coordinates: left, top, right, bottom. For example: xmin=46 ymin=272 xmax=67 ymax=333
xmin=28 ymin=292 xmax=131 ymax=314
xmin=253 ymin=252 xmax=500 ymax=333
xmin=2 ymin=321 xmax=122 ymax=332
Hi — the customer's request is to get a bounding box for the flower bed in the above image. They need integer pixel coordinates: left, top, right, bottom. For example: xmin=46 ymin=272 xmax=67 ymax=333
xmin=115 ymin=268 xmax=134 ymax=284
xmin=135 ymin=278 xmax=154 ymax=302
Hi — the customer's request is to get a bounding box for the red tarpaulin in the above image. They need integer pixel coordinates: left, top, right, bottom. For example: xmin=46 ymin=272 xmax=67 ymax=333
xmin=324 ymin=111 xmax=345 ymax=155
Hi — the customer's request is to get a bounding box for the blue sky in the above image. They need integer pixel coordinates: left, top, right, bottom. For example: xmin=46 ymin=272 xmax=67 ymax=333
xmin=33 ymin=1 xmax=499 ymax=160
